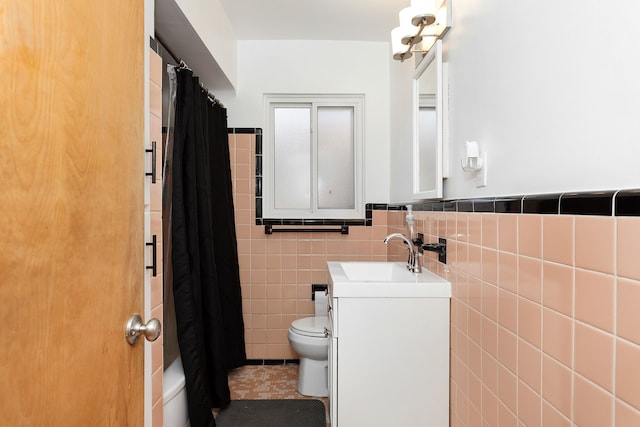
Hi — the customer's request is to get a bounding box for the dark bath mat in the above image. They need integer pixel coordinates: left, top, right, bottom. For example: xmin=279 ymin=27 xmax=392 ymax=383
xmin=216 ymin=399 xmax=326 ymax=427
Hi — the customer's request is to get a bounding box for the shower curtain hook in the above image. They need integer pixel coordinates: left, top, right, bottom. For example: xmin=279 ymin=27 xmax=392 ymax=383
xmin=178 ymin=59 xmax=191 ymax=71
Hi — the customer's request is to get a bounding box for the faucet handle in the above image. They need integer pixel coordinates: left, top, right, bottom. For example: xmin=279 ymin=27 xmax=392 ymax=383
xmin=421 ymin=238 xmax=448 ymax=264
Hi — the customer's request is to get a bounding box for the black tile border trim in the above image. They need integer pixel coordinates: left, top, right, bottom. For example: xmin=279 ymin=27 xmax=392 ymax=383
xmin=229 ymin=127 xmax=263 ymax=135
xmin=389 ymin=190 xmax=640 ymax=217
xmin=614 ymin=190 xmax=640 ymax=216
xmin=255 ymin=189 xmax=640 ymax=221
xmin=560 ymin=191 xmax=615 ymax=216
xmin=523 ymin=194 xmax=561 ymax=215
xmin=245 ymin=359 xmax=299 ymax=366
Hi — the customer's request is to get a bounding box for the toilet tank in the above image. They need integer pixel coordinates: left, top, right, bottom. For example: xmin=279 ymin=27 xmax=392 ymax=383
xmin=163 ymin=356 xmax=189 ymax=427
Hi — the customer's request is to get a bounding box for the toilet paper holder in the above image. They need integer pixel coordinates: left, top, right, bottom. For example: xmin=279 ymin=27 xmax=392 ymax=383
xmin=311 ymin=284 xmax=328 ymax=299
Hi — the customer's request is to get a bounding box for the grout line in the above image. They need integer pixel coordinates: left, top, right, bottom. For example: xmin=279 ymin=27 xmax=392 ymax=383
xmin=612 ymin=215 xmax=618 ymax=426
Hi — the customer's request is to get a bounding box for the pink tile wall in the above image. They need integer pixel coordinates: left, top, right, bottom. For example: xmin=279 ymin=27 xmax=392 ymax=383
xmin=149 ymin=48 xmax=163 ymax=427
xmin=387 ymin=209 xmax=640 ymax=426
xmin=229 ymin=133 xmax=389 ymax=359
xmin=229 ymin=129 xmax=640 ymax=423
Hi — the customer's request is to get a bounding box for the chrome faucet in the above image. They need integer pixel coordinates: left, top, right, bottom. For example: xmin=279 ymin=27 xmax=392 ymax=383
xmin=383 ymin=233 xmax=421 ymax=273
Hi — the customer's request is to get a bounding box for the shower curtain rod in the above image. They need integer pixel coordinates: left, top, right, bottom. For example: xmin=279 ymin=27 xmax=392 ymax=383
xmin=152 ymin=38 xmax=225 ymax=108
xmin=175 ymin=59 xmax=225 ymax=108
xmin=202 ymin=84 xmax=225 ymax=108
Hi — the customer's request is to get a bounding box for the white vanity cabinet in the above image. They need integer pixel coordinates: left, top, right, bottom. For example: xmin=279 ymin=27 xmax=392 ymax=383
xmin=327 ymin=261 xmax=451 ymax=427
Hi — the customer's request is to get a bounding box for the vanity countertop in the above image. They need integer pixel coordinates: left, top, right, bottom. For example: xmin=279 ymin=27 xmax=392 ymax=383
xmin=327 ymin=261 xmax=451 ymax=298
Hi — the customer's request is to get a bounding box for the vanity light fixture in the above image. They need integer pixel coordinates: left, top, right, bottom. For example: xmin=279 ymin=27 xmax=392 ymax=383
xmin=391 ymin=0 xmax=452 ymax=62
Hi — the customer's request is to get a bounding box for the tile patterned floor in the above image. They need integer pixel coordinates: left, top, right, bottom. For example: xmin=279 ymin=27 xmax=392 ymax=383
xmin=223 ymin=364 xmax=330 ymax=425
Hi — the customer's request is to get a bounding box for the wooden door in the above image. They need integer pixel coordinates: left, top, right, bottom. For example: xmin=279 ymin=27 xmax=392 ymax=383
xmin=0 ymin=1 xmax=145 ymax=425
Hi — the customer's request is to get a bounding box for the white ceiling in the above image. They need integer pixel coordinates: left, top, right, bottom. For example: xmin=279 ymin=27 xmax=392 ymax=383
xmin=219 ymin=0 xmax=410 ymax=41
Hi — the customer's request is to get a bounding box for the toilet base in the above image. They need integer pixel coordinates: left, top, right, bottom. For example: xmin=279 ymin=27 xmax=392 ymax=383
xmin=297 ymin=358 xmax=329 ymax=397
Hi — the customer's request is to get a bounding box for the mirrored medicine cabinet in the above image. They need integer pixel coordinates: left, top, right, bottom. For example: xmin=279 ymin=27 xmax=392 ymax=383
xmin=412 ymin=39 xmax=448 ymax=199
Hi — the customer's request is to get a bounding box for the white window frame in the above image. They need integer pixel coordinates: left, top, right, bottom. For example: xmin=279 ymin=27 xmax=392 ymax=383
xmin=263 ymin=94 xmax=365 ymax=220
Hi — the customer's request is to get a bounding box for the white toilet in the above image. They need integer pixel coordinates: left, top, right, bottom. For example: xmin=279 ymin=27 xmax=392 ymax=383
xmin=163 ymin=356 xmax=190 ymax=427
xmin=287 ymin=290 xmax=329 ymax=397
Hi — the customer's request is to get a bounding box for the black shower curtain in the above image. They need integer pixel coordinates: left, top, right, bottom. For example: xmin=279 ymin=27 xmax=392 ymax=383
xmin=171 ymin=68 xmax=246 ymax=427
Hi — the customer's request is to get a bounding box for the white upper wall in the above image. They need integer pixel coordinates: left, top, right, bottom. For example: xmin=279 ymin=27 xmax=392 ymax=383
xmin=156 ymin=0 xmax=237 ymax=90
xmin=439 ymin=0 xmax=640 ymax=200
xmin=389 ymin=58 xmax=415 ymax=204
xmin=173 ymin=0 xmax=640 ymax=204
xmin=174 ymin=0 xmax=236 ymax=79
xmin=220 ymin=40 xmax=392 ymax=203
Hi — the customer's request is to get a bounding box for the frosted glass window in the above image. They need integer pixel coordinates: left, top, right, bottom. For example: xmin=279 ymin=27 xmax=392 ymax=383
xmin=317 ymin=107 xmax=354 ymax=209
xmin=418 ymin=106 xmax=437 ymax=192
xmin=264 ymin=94 xmax=363 ymax=219
xmin=274 ymin=107 xmax=311 ymax=210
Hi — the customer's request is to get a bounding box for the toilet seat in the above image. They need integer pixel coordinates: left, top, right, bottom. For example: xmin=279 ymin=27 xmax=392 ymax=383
xmin=290 ymin=316 xmax=328 ymax=338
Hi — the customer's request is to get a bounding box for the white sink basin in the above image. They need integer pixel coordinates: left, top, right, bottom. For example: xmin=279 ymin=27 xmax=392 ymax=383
xmin=340 ymin=261 xmax=422 ymax=282
xmin=328 ymin=261 xmax=451 ymax=298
